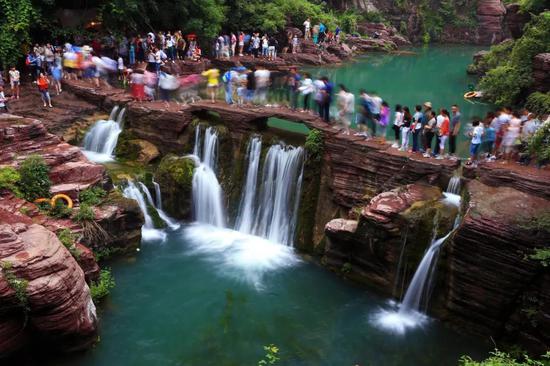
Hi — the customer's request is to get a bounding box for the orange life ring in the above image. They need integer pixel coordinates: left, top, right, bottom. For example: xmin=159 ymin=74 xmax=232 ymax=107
xmin=464 ymin=91 xmax=477 ymax=99
xmin=50 ymin=194 xmax=73 ymax=209
xmin=34 ymin=198 xmax=51 ymax=206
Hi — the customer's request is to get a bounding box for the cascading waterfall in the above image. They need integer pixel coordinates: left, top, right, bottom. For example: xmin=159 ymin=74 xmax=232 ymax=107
xmin=82 ymin=106 xmax=126 ymax=163
xmin=191 ymin=126 xmax=226 ymax=227
xmin=249 ymin=144 xmax=304 ymax=246
xmin=373 ymin=186 xmax=462 ymax=334
xmin=137 ymin=182 xmax=180 ymax=230
xmin=123 ymin=181 xmax=166 ymax=241
xmin=235 ymin=137 xmax=262 ymax=234
xmin=153 ymin=180 xmax=162 ymax=209
xmin=446 ymin=175 xmax=461 ymax=195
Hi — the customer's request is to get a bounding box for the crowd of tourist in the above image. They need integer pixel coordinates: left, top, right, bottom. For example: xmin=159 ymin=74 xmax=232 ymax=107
xmin=0 ymin=22 xmax=547 ymax=168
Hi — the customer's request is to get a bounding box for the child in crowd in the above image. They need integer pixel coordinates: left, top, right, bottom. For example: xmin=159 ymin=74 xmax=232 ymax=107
xmin=467 ymin=120 xmax=484 ymax=165
xmin=392 ymin=104 xmax=403 ymax=148
xmin=482 ymin=121 xmax=496 ymax=160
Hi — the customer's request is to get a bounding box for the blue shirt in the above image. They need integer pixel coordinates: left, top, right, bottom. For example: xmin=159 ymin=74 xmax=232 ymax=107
xmin=484 ymin=126 xmax=496 ymax=142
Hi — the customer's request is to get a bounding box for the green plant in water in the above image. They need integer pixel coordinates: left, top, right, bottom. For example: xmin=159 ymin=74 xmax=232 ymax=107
xmin=93 ymin=246 xmax=123 ymax=262
xmin=90 ymin=268 xmax=115 ymax=303
xmin=79 ymin=186 xmax=107 ymax=206
xmin=258 ymin=344 xmax=280 ymax=366
xmin=459 ymin=349 xmax=550 ymax=366
xmin=0 ymin=261 xmax=29 ymax=311
xmin=17 ymin=154 xmax=51 ymax=202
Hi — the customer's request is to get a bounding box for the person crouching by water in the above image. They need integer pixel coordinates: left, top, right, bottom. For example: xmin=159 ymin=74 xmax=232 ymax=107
xmin=336 ymin=84 xmax=354 ymax=135
xmin=37 ymin=73 xmax=53 ymax=108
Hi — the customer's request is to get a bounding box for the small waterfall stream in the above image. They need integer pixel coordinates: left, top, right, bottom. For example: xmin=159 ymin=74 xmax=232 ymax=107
xmin=191 ymin=127 xmax=226 ymax=227
xmin=373 ymin=178 xmax=462 ymax=333
xmin=82 ymin=106 xmax=126 ymax=163
xmin=235 ymin=137 xmax=262 ymax=234
xmin=123 ymin=180 xmax=180 ymax=241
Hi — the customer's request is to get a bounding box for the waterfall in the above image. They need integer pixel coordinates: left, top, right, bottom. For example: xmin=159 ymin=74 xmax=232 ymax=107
xmin=153 ymin=180 xmax=162 ymax=209
xmin=137 ymin=182 xmax=180 ymax=230
xmin=446 ymin=175 xmax=461 ymax=195
xmin=235 ymin=137 xmax=262 ymax=234
xmin=123 ymin=181 xmax=166 ymax=241
xmin=193 ymin=126 xmax=202 ymax=157
xmin=191 ymin=126 xmax=226 ymax=227
xmin=372 ymin=187 xmax=462 ymax=333
xmin=82 ymin=106 xmax=125 ymax=163
xmin=250 ymin=144 xmax=304 ymax=246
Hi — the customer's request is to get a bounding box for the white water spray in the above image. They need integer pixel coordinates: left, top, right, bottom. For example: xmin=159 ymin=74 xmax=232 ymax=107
xmin=82 ymin=106 xmax=126 ymax=163
xmin=123 ymin=181 xmax=166 ymax=241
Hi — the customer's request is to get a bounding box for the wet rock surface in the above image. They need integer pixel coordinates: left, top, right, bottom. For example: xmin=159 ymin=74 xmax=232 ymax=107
xmin=446 ymin=180 xmax=550 ymax=354
xmin=324 ymin=184 xmax=446 ymax=294
xmin=532 ymin=53 xmax=550 ymax=93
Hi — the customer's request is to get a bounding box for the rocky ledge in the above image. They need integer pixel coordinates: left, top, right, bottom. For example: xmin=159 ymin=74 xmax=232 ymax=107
xmin=324 ymin=184 xmax=453 ymax=296
xmin=445 ymin=180 xmax=550 ymax=355
xmin=0 ymin=218 xmax=97 ymax=355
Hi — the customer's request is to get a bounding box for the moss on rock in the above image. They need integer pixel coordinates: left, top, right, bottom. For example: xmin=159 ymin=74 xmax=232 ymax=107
xmin=155 ymin=154 xmax=196 ymax=219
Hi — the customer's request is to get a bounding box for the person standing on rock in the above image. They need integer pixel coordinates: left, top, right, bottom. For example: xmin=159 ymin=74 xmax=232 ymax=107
xmin=422 ymin=101 xmax=433 ymax=151
xmin=423 ymin=111 xmax=437 ymax=158
xmin=8 ymin=66 xmax=20 ymax=99
xmin=0 ymin=86 xmax=9 ymax=113
xmin=436 ymin=109 xmax=450 ymax=159
xmin=202 ymin=68 xmax=220 ymax=103
xmin=336 ymin=84 xmax=354 ymax=135
xmin=392 ymin=104 xmax=403 ymax=148
xmin=303 ymin=18 xmax=311 ymax=40
xmin=319 ymin=76 xmax=333 ymax=123
xmin=400 ymin=106 xmax=412 ymax=152
xmin=37 ymin=72 xmax=53 ymax=108
xmin=298 ymin=73 xmax=314 ymax=113
xmin=238 ymin=32 xmax=245 ymax=56
xmin=449 ymin=104 xmax=461 ymax=160
xmin=412 ymin=105 xmax=424 ymax=153
xmin=287 ymin=67 xmax=301 ymax=111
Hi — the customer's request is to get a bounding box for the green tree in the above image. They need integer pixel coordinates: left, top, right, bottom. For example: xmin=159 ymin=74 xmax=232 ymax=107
xmin=0 ymin=0 xmax=37 ymax=68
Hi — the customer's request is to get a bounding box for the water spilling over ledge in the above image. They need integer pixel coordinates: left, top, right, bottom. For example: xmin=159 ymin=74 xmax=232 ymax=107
xmin=82 ymin=106 xmax=125 ymax=163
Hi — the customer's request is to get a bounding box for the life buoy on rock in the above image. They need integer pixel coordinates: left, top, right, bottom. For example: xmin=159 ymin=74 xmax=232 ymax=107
xmin=464 ymin=91 xmax=477 ymax=99
xmin=34 ymin=198 xmax=51 ymax=206
xmin=50 ymin=194 xmax=73 ymax=209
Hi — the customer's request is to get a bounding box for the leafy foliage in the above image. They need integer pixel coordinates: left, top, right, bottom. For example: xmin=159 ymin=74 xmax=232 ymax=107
xmin=258 ymin=344 xmax=280 ymax=365
xmin=17 ymin=155 xmax=51 ymax=202
xmin=90 ymin=268 xmax=115 ymax=303
xmin=526 ymin=92 xmax=550 ymax=115
xmin=0 ymin=261 xmax=29 ymax=311
xmin=479 ymin=12 xmax=550 ymax=106
xmin=75 ymin=203 xmax=95 ymax=222
xmin=528 ymin=248 xmax=550 ymax=267
xmin=304 ymin=129 xmax=324 ymax=162
xmin=459 ymin=349 xmax=550 ymax=366
xmin=0 ymin=167 xmax=21 ymax=196
xmin=57 ymin=229 xmax=82 ymax=260
xmin=527 ymin=119 xmax=550 ymax=163
xmin=79 ymin=186 xmax=107 ymax=206
xmin=48 ymin=199 xmax=73 ymax=219
xmin=0 ymin=0 xmax=37 ymax=68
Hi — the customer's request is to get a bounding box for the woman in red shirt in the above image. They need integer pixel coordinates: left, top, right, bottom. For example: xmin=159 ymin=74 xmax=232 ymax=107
xmin=37 ymin=73 xmax=52 ymax=108
xmin=438 ymin=109 xmax=450 ymax=159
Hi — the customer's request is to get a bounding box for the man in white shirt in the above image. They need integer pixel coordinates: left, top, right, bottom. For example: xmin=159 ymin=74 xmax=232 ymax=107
xmin=9 ymin=67 xmax=20 ymax=99
xmin=303 ymin=18 xmax=311 ymax=39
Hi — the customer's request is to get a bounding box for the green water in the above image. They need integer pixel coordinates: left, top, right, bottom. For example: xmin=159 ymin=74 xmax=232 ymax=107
xmin=270 ymin=45 xmax=492 ymax=156
xmin=50 ymin=225 xmax=488 ymax=366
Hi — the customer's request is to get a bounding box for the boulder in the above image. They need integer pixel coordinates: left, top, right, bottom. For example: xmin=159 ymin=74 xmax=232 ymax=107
xmin=0 ymin=220 xmax=97 ymax=356
xmin=476 ymin=0 xmax=506 ymax=44
xmin=116 ymin=138 xmax=160 ymax=164
xmin=505 ymin=3 xmax=531 ymax=39
xmin=154 ymin=154 xmax=196 ymax=220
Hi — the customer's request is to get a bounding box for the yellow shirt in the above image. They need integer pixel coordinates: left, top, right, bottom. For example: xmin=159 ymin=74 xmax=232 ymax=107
xmin=202 ymin=69 xmax=220 ymax=87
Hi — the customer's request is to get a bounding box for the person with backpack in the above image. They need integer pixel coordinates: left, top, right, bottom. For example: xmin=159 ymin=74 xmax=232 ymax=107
xmin=37 ymin=72 xmax=52 ymax=108
xmin=222 ymin=69 xmax=237 ymax=105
